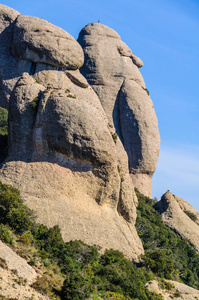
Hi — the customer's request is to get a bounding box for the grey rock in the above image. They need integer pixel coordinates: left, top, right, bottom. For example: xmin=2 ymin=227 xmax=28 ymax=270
xmin=0 ymin=7 xmax=147 ymax=259
xmin=9 ymin=73 xmax=45 ymax=159
xmin=78 ymin=23 xmax=160 ymax=197
xmin=119 ymin=79 xmax=160 ymax=196
xmin=11 ymin=15 xmax=84 ymax=69
xmin=0 ymin=4 xmax=23 ymax=108
xmin=1 ymin=68 xmax=143 ymax=259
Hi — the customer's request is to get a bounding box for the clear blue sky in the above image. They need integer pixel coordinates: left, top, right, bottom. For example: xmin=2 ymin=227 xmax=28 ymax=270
xmin=2 ymin=0 xmax=199 ymax=210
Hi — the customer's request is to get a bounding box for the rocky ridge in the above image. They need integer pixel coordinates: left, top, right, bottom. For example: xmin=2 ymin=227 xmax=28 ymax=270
xmin=155 ymin=191 xmax=199 ymax=251
xmin=0 ymin=241 xmax=49 ymax=299
xmin=146 ymin=280 xmax=199 ymax=300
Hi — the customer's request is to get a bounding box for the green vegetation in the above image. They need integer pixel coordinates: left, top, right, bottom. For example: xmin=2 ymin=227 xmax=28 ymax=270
xmin=35 ymin=79 xmax=41 ymax=84
xmin=67 ymin=94 xmax=76 ymax=99
xmin=135 ymin=189 xmax=199 ymax=288
xmin=0 ymin=181 xmax=35 ymax=233
xmin=30 ymin=97 xmax=40 ymax=110
xmin=0 ymin=107 xmax=8 ymax=136
xmin=184 ymin=210 xmax=197 ymax=222
xmin=0 ymin=107 xmax=8 ymax=163
xmin=112 ymin=132 xmax=118 ymax=144
xmin=0 ymin=224 xmax=13 ymax=245
xmin=0 ymin=181 xmax=163 ymax=300
xmin=1 ymin=181 xmax=199 ymax=299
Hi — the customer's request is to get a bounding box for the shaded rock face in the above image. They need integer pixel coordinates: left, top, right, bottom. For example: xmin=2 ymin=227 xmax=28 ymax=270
xmin=155 ymin=191 xmax=199 ymax=251
xmin=78 ymin=23 xmax=160 ymax=197
xmin=0 ymin=5 xmax=145 ymax=259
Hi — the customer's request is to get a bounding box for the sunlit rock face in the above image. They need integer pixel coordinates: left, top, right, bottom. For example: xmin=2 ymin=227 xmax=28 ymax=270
xmin=155 ymin=191 xmax=199 ymax=251
xmin=78 ymin=23 xmax=160 ymax=197
xmin=0 ymin=5 xmax=145 ymax=260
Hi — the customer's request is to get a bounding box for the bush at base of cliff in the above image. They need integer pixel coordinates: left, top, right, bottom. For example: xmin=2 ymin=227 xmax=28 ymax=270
xmin=0 ymin=181 xmax=35 ymax=233
xmin=0 ymin=107 xmax=8 ymax=163
xmin=0 ymin=224 xmax=13 ymax=244
xmin=1 ymin=181 xmax=198 ymax=299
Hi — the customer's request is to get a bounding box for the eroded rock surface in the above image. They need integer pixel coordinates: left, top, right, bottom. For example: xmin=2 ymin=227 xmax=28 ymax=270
xmin=11 ymin=14 xmax=84 ymax=69
xmin=78 ymin=23 xmax=160 ymax=197
xmin=146 ymin=280 xmax=199 ymax=300
xmin=155 ymin=191 xmax=199 ymax=251
xmin=0 ymin=240 xmax=37 ymax=282
xmin=0 ymin=266 xmax=49 ymax=300
xmin=0 ymin=5 xmax=145 ymax=259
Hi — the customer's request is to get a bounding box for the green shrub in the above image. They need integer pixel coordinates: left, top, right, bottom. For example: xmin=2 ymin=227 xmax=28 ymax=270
xmin=0 ymin=107 xmax=8 ymax=163
xmin=106 ymin=291 xmax=133 ymax=299
xmin=67 ymin=94 xmax=76 ymax=99
xmin=30 ymin=97 xmax=39 ymax=110
xmin=184 ymin=210 xmax=197 ymax=222
xmin=0 ymin=257 xmax=8 ymax=269
xmin=141 ymin=249 xmax=174 ymax=279
xmin=0 ymin=181 xmax=35 ymax=233
xmin=0 ymin=224 xmax=13 ymax=245
xmin=112 ymin=132 xmax=118 ymax=144
xmin=145 ymin=291 xmax=163 ymax=300
xmin=0 ymin=107 xmax=8 ymax=136
xmin=173 ymin=291 xmax=181 ymax=298
xmin=158 ymin=278 xmax=173 ymax=291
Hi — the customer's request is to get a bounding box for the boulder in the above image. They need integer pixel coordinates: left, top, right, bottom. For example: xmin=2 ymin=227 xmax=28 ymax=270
xmin=0 ymin=5 xmax=84 ymax=109
xmin=11 ymin=15 xmax=84 ymax=69
xmin=155 ymin=191 xmax=199 ymax=251
xmin=78 ymin=23 xmax=160 ymax=197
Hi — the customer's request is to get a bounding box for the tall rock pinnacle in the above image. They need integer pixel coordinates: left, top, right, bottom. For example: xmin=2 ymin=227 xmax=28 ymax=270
xmin=78 ymin=23 xmax=160 ymax=197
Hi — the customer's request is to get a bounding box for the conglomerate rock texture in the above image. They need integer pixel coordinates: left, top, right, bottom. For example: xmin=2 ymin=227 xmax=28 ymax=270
xmin=78 ymin=23 xmax=160 ymax=197
xmin=0 ymin=5 xmax=161 ymax=259
xmin=155 ymin=191 xmax=199 ymax=251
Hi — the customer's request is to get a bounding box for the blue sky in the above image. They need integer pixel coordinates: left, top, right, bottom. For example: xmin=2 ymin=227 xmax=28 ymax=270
xmin=2 ymin=0 xmax=199 ymax=210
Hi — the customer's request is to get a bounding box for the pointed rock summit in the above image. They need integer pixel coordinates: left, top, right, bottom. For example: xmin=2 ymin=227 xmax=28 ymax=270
xmin=155 ymin=191 xmax=199 ymax=251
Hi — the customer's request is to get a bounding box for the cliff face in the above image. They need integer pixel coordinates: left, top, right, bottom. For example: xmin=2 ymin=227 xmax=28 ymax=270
xmin=0 ymin=4 xmax=161 ymax=259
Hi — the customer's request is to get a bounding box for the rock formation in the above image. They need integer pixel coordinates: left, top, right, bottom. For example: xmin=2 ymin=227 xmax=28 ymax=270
xmin=0 ymin=240 xmax=51 ymax=299
xmin=78 ymin=23 xmax=160 ymax=197
xmin=146 ymin=280 xmax=199 ymax=300
xmin=0 ymin=4 xmax=154 ymax=259
xmin=155 ymin=191 xmax=199 ymax=251
xmin=0 ymin=240 xmax=37 ymax=282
